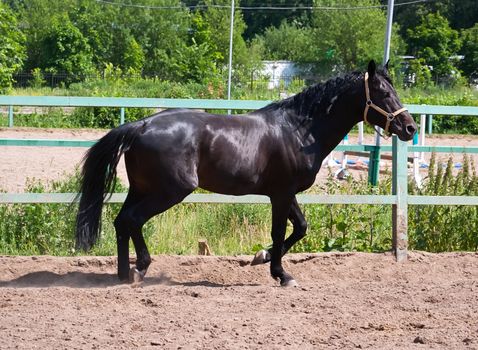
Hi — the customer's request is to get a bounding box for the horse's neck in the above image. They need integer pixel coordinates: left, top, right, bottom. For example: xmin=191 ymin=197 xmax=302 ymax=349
xmin=312 ymin=111 xmax=358 ymax=159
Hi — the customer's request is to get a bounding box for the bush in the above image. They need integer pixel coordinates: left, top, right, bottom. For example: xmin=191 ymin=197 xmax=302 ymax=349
xmin=0 ymin=172 xmax=124 ymax=255
xmin=399 ymin=86 xmax=478 ymax=134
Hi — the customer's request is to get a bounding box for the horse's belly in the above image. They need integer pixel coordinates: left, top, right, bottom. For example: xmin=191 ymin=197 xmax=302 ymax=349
xmin=197 ymin=166 xmax=262 ymax=195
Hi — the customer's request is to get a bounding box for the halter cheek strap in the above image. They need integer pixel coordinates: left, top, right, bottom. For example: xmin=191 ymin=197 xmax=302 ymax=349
xmin=363 ymin=72 xmax=408 ymax=135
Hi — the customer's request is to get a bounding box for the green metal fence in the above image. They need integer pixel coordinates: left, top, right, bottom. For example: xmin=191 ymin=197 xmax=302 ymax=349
xmin=1 ymin=96 xmax=478 ymax=260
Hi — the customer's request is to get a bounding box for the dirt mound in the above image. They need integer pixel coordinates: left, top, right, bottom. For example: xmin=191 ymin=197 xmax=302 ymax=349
xmin=1 ymin=252 xmax=477 ymax=349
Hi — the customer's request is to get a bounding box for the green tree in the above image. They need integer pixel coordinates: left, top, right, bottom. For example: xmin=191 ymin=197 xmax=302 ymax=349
xmin=393 ymin=0 xmax=452 ymax=38
xmin=190 ymin=1 xmax=261 ymax=85
xmin=459 ymin=24 xmax=478 ymax=80
xmin=394 ymin=0 xmax=478 ymax=35
xmin=14 ymin=0 xmax=75 ymax=73
xmin=120 ymin=0 xmax=191 ymax=78
xmin=38 ymin=18 xmax=95 ymax=80
xmin=310 ymin=0 xmax=404 ymax=77
xmin=407 ymin=12 xmax=461 ymax=82
xmin=0 ymin=3 xmax=26 ymax=91
xmin=122 ymin=37 xmax=145 ymax=73
xmin=252 ymin=21 xmax=315 ymax=62
xmin=192 ymin=1 xmax=248 ymax=65
xmin=70 ymin=0 xmax=120 ymax=71
xmin=241 ymin=0 xmax=313 ymax=40
xmin=408 ymin=58 xmax=433 ymax=88
xmin=169 ymin=38 xmax=221 ymax=84
xmin=446 ymin=0 xmax=478 ymax=31
xmin=190 ymin=10 xmax=223 ymax=63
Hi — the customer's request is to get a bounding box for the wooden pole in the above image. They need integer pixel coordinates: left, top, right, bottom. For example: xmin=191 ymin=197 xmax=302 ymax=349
xmin=392 ymin=135 xmax=408 ymax=262
xmin=8 ymin=105 xmax=13 ymax=127
xmin=198 ymin=239 xmax=213 ymax=256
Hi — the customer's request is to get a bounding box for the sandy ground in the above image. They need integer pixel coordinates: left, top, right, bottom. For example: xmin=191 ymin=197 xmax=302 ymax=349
xmin=1 ymin=252 xmax=478 ymax=349
xmin=1 ymin=127 xmax=477 ymax=192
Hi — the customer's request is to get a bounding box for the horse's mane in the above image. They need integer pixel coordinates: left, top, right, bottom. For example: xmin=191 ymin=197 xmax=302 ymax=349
xmin=284 ymin=71 xmax=364 ymax=118
xmin=261 ymin=70 xmax=389 ymax=120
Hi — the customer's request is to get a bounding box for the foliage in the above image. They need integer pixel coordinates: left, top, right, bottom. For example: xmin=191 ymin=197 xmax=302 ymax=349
xmin=38 ymin=18 xmax=96 ymax=81
xmin=4 ymin=0 xmax=478 ymax=87
xmin=309 ymin=0 xmax=405 ymax=77
xmin=17 ymin=0 xmax=76 ymax=73
xmin=0 ymin=172 xmax=123 ymax=255
xmin=190 ymin=0 xmax=263 ymax=86
xmin=169 ymin=38 xmax=221 ymax=84
xmin=399 ymin=85 xmax=478 ymax=107
xmin=406 ymin=12 xmax=462 ymax=83
xmin=29 ymin=68 xmax=46 ymax=89
xmin=0 ymin=3 xmax=26 ymax=92
xmin=251 ymin=0 xmax=405 ymax=79
xmin=406 ymin=58 xmax=433 ymax=88
xmin=241 ymin=0 xmax=312 ymax=40
xmin=399 ymin=85 xmax=478 ymax=134
xmin=292 ymin=173 xmax=393 ymax=253
xmin=252 ymin=21 xmax=315 ymax=63
xmin=459 ymin=24 xmax=478 ymax=79
xmin=409 ymin=153 xmax=478 ymax=251
xmin=394 ymin=0 xmax=478 ymax=35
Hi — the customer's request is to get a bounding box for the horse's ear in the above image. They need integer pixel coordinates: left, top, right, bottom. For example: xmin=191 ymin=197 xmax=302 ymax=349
xmin=367 ymin=60 xmax=376 ymax=78
xmin=384 ymin=59 xmax=390 ymax=73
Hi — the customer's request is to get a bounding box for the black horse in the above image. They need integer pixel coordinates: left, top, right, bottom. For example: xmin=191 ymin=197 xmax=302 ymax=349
xmin=75 ymin=60 xmax=417 ymax=287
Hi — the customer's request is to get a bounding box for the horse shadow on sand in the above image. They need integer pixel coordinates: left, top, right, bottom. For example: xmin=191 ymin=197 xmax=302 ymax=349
xmin=0 ymin=271 xmax=261 ymax=289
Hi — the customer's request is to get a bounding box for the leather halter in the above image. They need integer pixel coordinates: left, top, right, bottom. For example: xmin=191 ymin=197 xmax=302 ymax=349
xmin=363 ymin=72 xmax=408 ymax=135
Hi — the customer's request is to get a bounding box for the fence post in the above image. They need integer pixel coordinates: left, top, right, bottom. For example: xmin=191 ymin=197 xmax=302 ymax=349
xmin=427 ymin=115 xmax=433 ymax=134
xmin=419 ymin=114 xmax=426 ymax=163
xmin=8 ymin=105 xmax=13 ymax=127
xmin=392 ymin=135 xmax=408 ymax=262
xmin=368 ymin=145 xmax=381 ymax=185
xmin=120 ymin=107 xmax=125 ymax=125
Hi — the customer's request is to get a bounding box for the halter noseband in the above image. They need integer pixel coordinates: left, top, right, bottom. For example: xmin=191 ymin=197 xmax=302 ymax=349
xmin=363 ymin=72 xmax=407 ymax=135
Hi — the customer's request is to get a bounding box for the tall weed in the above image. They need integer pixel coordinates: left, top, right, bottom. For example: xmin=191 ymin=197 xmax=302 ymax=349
xmin=409 ymin=153 xmax=478 ymax=251
xmin=0 ymin=172 xmax=123 ymax=255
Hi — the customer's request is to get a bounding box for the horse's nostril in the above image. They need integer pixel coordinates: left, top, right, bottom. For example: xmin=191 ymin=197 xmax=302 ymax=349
xmin=406 ymin=124 xmax=417 ymax=136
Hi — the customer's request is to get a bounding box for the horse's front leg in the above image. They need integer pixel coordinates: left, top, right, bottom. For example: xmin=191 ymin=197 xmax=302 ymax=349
xmin=252 ymin=197 xmax=307 ymax=266
xmin=269 ymin=195 xmax=298 ymax=287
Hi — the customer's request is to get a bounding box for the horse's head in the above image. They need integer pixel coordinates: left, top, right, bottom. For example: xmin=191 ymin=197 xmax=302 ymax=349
xmin=362 ymin=60 xmax=417 ymax=141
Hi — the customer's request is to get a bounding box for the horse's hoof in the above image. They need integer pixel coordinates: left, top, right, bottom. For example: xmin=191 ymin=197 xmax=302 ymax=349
xmin=129 ymin=267 xmax=145 ymax=284
xmin=251 ymin=250 xmax=271 ymax=266
xmin=281 ymin=279 xmax=298 ymax=288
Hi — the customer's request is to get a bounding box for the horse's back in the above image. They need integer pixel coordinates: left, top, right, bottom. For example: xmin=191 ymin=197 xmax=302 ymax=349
xmin=123 ymin=109 xmax=281 ymax=195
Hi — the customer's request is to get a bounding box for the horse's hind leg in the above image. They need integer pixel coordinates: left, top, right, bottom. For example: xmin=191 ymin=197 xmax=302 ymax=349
xmin=114 ymin=189 xmax=192 ymax=282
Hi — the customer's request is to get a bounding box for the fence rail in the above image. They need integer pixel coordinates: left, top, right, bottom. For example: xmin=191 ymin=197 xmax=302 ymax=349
xmin=2 ymin=95 xmax=478 ymax=128
xmin=1 ymin=96 xmax=478 ymax=260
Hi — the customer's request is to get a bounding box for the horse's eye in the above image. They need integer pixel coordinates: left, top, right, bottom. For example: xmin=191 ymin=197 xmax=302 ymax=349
xmin=384 ymin=92 xmax=391 ymax=98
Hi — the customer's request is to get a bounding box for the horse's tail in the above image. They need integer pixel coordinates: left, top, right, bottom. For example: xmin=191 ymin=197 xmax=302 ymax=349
xmin=75 ymin=122 xmax=143 ymax=251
